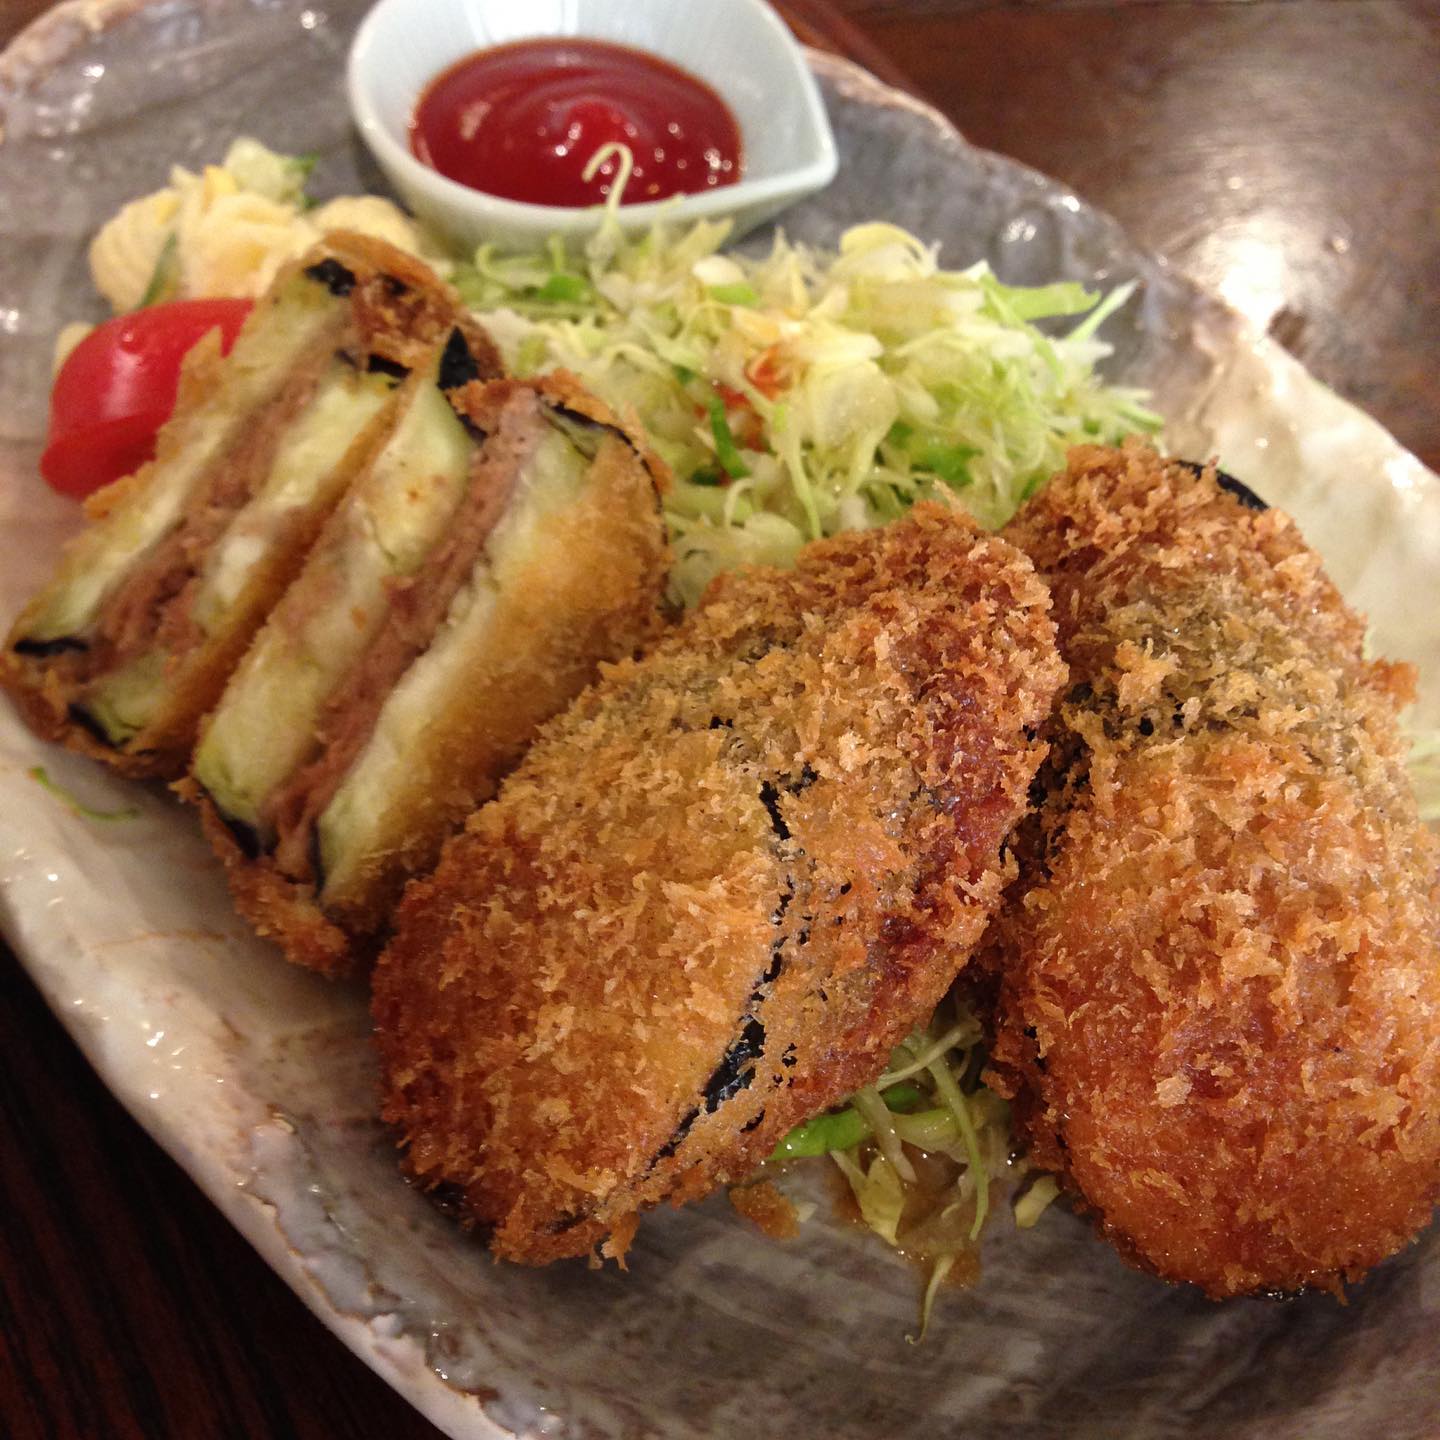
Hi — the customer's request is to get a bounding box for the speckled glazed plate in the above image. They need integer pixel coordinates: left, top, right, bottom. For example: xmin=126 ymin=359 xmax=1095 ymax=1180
xmin=1 ymin=4 xmax=1438 ymax=1438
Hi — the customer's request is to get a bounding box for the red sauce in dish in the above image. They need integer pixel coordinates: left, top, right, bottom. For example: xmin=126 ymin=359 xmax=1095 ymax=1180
xmin=409 ymin=38 xmax=743 ymax=208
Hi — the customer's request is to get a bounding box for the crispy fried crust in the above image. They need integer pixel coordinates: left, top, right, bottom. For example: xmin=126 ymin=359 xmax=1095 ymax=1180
xmin=183 ymin=780 xmax=357 ymax=977
xmin=192 ymin=374 xmax=671 ymax=976
xmin=373 ymin=504 xmax=1064 ymax=1264
xmin=0 ymin=648 xmax=159 ymax=776
xmin=986 ymin=442 xmax=1440 ymax=1298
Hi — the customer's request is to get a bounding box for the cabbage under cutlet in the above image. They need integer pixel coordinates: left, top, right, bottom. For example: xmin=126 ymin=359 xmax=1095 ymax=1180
xmin=373 ymin=503 xmax=1064 ymax=1264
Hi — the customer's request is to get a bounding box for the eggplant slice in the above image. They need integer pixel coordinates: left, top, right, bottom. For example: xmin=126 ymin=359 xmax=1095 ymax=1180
xmin=187 ymin=371 xmax=671 ymax=976
xmin=371 ymin=505 xmax=1064 ymax=1264
xmin=2 ymin=232 xmax=493 ymax=778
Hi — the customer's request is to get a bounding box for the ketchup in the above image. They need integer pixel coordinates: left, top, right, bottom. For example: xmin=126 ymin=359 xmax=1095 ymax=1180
xmin=410 ymin=38 xmax=743 ymax=208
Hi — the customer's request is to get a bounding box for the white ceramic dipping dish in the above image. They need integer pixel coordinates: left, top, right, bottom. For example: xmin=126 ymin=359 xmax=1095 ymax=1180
xmin=347 ymin=0 xmax=839 ymax=249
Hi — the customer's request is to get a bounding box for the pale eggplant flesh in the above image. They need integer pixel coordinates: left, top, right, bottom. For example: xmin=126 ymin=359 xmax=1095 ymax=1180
xmin=189 ymin=369 xmax=670 ymax=973
xmin=2 ymin=233 xmax=485 ymax=778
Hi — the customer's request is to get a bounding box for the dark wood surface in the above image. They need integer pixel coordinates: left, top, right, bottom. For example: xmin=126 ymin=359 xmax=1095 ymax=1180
xmin=2 ymin=2 xmax=1438 ymax=1437
xmin=832 ymin=0 xmax=1440 ymax=476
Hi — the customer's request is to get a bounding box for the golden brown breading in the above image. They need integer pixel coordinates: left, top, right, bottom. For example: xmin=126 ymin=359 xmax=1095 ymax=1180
xmin=986 ymin=442 xmax=1440 ymax=1298
xmin=186 ymin=371 xmax=670 ymax=977
xmin=373 ymin=504 xmax=1065 ymax=1264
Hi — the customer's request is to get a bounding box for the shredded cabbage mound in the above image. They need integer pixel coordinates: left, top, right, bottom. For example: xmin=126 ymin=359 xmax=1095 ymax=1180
xmin=767 ymin=996 xmax=1059 ymax=1338
xmin=458 ymin=217 xmax=1162 ymax=605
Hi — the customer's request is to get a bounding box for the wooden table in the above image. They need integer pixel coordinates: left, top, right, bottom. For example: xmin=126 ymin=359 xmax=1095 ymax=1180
xmin=2 ymin=2 xmax=1438 ymax=1436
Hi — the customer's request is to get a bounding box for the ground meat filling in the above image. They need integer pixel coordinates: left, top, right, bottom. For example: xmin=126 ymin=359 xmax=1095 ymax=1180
xmin=87 ymin=317 xmax=355 ymax=673
xmin=50 ymin=264 xmax=479 ymax=731
xmin=265 ymin=386 xmax=559 ymax=887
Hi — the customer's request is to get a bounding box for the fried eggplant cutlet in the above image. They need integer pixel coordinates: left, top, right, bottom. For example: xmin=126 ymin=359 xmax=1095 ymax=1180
xmin=373 ymin=504 xmax=1065 ymax=1264
xmin=986 ymin=442 xmax=1440 ymax=1298
xmin=3 ymin=232 xmax=494 ymax=777
xmin=185 ymin=369 xmax=670 ymax=976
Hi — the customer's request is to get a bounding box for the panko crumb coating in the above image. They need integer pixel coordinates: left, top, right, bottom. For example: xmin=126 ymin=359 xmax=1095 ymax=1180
xmin=373 ymin=503 xmax=1064 ymax=1264
xmin=987 ymin=442 xmax=1440 ymax=1298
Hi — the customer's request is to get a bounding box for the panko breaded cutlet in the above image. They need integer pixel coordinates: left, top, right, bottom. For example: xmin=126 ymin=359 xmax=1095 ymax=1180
xmin=185 ymin=368 xmax=670 ymax=977
xmin=987 ymin=442 xmax=1440 ymax=1298
xmin=372 ymin=504 xmax=1065 ymax=1264
xmin=2 ymin=232 xmax=487 ymax=780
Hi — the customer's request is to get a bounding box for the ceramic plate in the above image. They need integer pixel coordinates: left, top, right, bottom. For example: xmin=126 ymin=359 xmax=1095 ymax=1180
xmin=1 ymin=3 xmax=1437 ymax=1437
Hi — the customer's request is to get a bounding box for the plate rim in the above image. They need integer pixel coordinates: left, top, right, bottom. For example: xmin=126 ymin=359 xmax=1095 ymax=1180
xmin=2 ymin=6 xmax=1439 ymax=1440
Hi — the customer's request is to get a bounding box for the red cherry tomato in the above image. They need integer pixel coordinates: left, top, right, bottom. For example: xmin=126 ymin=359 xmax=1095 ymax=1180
xmin=41 ymin=298 xmax=254 ymax=498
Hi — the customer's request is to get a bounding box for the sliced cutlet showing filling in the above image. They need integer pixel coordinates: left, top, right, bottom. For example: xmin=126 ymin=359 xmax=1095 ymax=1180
xmin=370 ymin=504 xmax=1063 ymax=1264
xmin=264 ymin=381 xmax=550 ymax=882
xmin=2 ymin=233 xmax=489 ymax=777
xmin=310 ymin=379 xmax=668 ymax=920
xmin=192 ymin=340 xmax=490 ymax=847
xmin=188 ymin=369 xmax=669 ymax=975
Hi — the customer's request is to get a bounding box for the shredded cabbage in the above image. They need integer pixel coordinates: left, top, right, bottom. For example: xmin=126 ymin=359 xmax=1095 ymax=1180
xmin=1014 ymin=1175 xmax=1061 ymax=1230
xmin=28 ymin=766 xmax=140 ymax=823
xmin=461 ymin=216 xmax=1161 ymax=605
xmin=769 ymin=998 xmax=1056 ymax=1337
